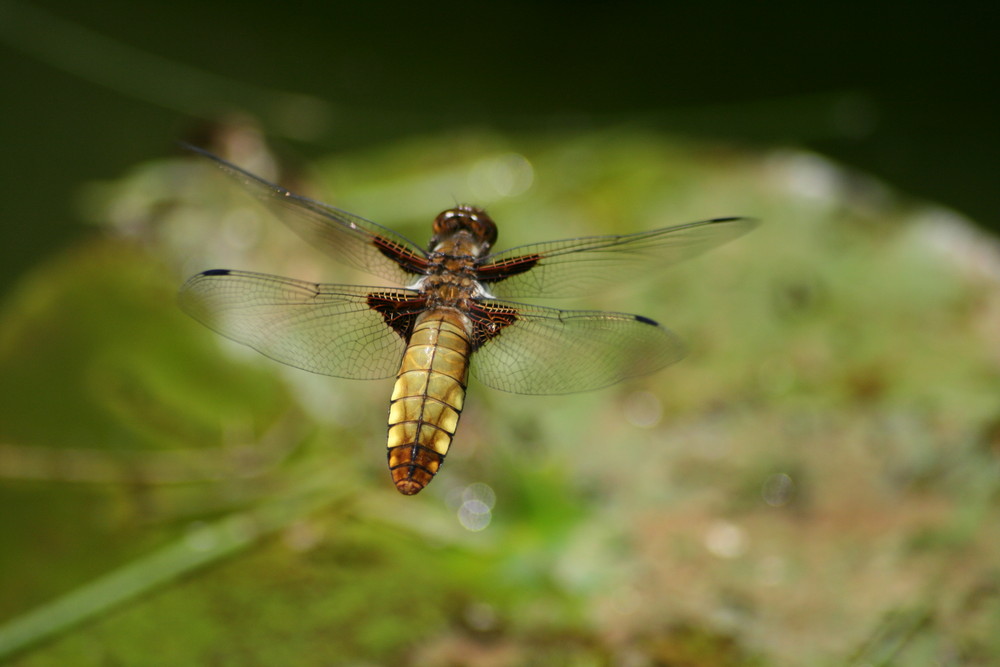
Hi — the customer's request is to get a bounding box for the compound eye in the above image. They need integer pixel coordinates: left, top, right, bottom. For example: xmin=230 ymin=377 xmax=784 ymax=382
xmin=433 ymin=210 xmax=460 ymax=235
xmin=469 ymin=213 xmax=497 ymax=246
xmin=472 ymin=218 xmax=498 ymax=247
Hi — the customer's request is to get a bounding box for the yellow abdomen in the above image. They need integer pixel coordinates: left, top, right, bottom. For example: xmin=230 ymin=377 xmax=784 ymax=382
xmin=387 ymin=310 xmax=471 ymax=495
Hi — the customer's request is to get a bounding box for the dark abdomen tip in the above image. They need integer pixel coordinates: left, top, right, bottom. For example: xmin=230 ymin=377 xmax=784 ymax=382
xmin=395 ymin=479 xmax=425 ymax=495
xmin=388 ymin=444 xmax=443 ymax=496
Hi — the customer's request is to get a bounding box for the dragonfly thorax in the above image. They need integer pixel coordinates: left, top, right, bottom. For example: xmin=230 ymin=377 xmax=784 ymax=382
xmin=419 ymin=272 xmax=487 ymax=308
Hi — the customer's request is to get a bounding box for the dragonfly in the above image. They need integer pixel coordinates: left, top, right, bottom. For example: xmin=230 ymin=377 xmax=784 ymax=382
xmin=179 ymin=147 xmax=756 ymax=495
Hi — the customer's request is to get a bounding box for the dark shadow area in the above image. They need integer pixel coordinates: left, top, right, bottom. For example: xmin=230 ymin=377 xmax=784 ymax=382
xmin=0 ymin=1 xmax=994 ymax=291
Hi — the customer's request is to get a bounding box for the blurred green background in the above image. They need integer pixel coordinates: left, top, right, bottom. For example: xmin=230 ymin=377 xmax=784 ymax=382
xmin=2 ymin=2 xmax=999 ymax=665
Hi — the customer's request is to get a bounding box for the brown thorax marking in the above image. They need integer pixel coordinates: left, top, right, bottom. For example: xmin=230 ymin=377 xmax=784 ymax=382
xmin=421 ymin=205 xmax=498 ymax=311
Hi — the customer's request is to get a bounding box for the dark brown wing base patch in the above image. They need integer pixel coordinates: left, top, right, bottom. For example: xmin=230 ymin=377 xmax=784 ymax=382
xmin=367 ymin=292 xmax=426 ymax=340
xmin=475 ymin=254 xmax=540 ymax=284
xmin=469 ymin=301 xmax=519 ymax=349
xmin=373 ymin=236 xmax=431 ymax=275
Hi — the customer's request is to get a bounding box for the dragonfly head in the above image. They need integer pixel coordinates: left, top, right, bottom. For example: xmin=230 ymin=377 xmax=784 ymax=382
xmin=431 ymin=205 xmax=498 ymax=254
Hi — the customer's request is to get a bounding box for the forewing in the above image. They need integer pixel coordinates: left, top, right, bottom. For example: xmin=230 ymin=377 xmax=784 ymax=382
xmin=179 ymin=269 xmax=418 ymax=379
xmin=468 ymin=300 xmax=686 ymax=395
xmin=478 ymin=216 xmax=757 ymax=298
xmin=187 ymin=146 xmax=430 ymax=285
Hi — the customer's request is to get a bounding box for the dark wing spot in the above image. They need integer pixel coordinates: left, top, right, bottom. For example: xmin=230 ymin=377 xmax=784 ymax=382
xmin=634 ymin=314 xmax=660 ymax=326
xmin=201 ymin=269 xmax=232 ymax=276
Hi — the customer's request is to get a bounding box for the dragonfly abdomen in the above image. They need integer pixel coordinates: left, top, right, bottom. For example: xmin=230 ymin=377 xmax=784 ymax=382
xmin=387 ymin=311 xmax=471 ymax=495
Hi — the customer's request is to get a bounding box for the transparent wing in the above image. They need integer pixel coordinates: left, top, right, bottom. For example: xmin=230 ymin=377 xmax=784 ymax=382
xmin=479 ymin=216 xmax=757 ymax=298
xmin=469 ymin=300 xmax=686 ymax=395
xmin=186 ymin=145 xmax=430 ymax=285
xmin=179 ymin=269 xmax=416 ymax=379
